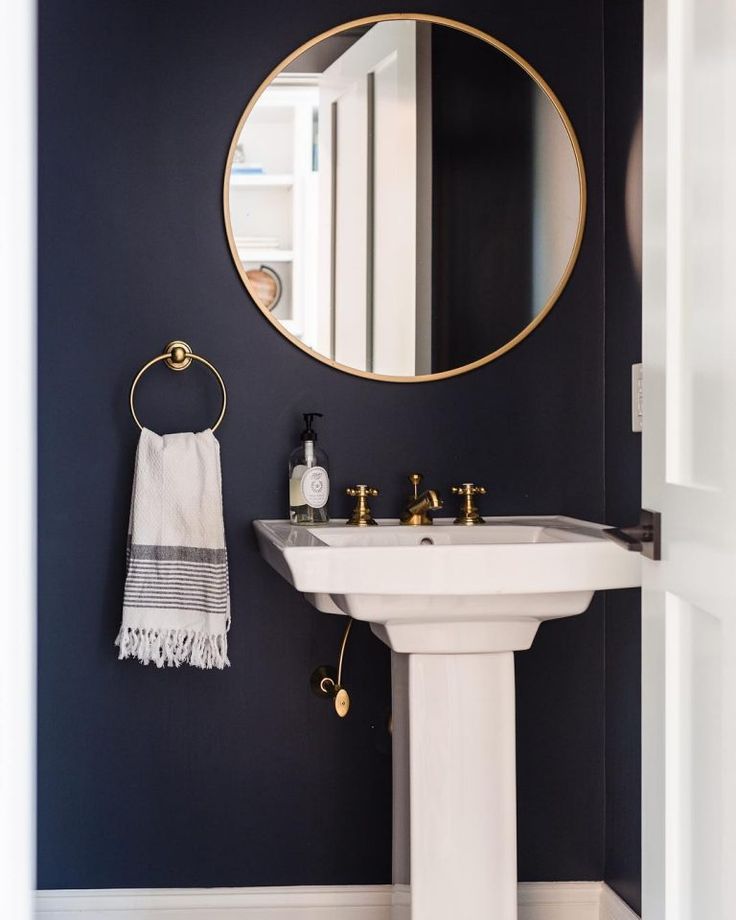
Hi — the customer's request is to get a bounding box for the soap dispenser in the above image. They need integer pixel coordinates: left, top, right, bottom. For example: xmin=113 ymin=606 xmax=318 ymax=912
xmin=289 ymin=413 xmax=330 ymax=524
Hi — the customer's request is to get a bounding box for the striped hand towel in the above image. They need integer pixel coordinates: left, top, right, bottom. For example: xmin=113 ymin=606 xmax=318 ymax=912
xmin=115 ymin=428 xmax=230 ymax=669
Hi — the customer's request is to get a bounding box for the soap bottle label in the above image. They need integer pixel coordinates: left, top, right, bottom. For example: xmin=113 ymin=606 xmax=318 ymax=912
xmin=289 ymin=464 xmax=307 ymax=506
xmin=301 ymin=466 xmax=329 ymax=509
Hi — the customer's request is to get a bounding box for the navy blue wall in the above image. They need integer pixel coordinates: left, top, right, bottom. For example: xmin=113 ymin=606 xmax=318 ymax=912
xmin=603 ymin=0 xmax=643 ymax=912
xmin=38 ymin=0 xmax=637 ymax=893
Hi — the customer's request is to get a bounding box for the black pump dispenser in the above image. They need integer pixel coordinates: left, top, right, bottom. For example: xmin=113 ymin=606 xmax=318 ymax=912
xmin=301 ymin=412 xmax=323 ymax=442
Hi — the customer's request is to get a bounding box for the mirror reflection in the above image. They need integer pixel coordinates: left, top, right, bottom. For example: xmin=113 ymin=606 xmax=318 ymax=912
xmin=225 ymin=17 xmax=585 ymax=379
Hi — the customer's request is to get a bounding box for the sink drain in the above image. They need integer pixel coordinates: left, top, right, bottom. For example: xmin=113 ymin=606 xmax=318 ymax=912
xmin=419 ymin=537 xmax=434 ymax=546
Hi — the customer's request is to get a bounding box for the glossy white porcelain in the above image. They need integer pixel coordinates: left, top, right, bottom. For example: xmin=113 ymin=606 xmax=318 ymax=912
xmin=253 ymin=516 xmax=641 ymax=653
xmin=253 ymin=515 xmax=642 ymax=920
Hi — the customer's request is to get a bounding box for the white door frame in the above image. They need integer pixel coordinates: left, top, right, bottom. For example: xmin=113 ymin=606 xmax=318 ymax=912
xmin=642 ymin=0 xmax=736 ymax=917
xmin=0 ymin=0 xmax=37 ymax=916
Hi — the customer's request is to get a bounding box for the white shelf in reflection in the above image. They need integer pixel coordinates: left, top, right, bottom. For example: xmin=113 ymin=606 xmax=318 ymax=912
xmin=238 ymin=249 xmax=293 ymax=262
xmin=279 ymin=319 xmax=303 ymax=338
xmin=230 ymin=173 xmax=294 ymax=187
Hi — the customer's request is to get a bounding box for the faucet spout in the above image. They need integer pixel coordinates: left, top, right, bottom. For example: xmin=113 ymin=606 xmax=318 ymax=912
xmin=400 ymin=474 xmax=442 ymax=526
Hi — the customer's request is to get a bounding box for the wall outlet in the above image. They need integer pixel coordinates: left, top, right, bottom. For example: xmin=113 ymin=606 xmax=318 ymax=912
xmin=631 ymin=363 xmax=643 ymax=433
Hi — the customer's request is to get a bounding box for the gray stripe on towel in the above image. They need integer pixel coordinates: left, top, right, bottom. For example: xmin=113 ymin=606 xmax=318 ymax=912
xmin=123 ymin=583 xmax=228 ymax=596
xmin=125 ymin=582 xmax=229 ymax=601
xmin=123 ymin=602 xmax=229 ymax=615
xmin=125 ymin=564 xmax=228 ymax=573
xmin=124 ymin=579 xmax=228 ymax=593
xmin=124 ymin=589 xmax=228 ymax=603
xmin=124 ymin=592 xmax=227 ymax=604
xmin=126 ymin=564 xmax=229 ymax=577
xmin=128 ymin=544 xmax=227 ymax=564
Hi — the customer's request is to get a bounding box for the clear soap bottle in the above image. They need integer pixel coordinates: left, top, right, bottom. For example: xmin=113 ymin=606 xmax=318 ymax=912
xmin=289 ymin=413 xmax=330 ymax=524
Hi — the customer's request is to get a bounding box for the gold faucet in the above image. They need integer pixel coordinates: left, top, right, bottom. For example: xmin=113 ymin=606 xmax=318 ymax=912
xmin=400 ymin=473 xmax=442 ymax=526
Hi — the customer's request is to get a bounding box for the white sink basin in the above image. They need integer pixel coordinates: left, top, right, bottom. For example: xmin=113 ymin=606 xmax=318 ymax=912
xmin=253 ymin=514 xmax=641 ymax=920
xmin=254 ymin=516 xmax=641 ymax=653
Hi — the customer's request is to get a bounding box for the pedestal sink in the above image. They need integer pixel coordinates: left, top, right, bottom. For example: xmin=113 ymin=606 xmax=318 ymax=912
xmin=254 ymin=517 xmax=641 ymax=920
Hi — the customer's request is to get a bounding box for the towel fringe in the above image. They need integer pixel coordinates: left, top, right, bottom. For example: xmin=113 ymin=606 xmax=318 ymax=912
xmin=115 ymin=625 xmax=229 ymax=670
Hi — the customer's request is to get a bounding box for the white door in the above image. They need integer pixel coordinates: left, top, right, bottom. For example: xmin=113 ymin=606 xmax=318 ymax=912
xmin=642 ymin=0 xmax=736 ymax=917
xmin=317 ymin=20 xmax=431 ymax=374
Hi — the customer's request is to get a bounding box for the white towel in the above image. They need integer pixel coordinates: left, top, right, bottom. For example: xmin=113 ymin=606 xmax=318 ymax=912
xmin=115 ymin=428 xmax=230 ymax=669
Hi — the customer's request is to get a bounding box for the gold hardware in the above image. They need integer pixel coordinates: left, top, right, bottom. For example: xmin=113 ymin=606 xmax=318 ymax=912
xmin=346 ymin=485 xmax=379 ymax=526
xmin=224 ymin=13 xmax=586 ymax=384
xmin=334 ymin=687 xmax=350 ymax=717
xmin=164 ymin=340 xmax=193 ymax=371
xmin=311 ymin=664 xmax=337 ymax=694
xmin=129 ymin=342 xmax=227 ymax=433
xmin=451 ymin=483 xmax=487 ymax=525
xmin=310 ymin=618 xmax=353 ymax=718
xmin=400 ymin=473 xmax=442 ymax=526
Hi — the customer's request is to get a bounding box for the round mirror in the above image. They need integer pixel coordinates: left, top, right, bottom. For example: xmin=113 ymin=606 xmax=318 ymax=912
xmin=224 ymin=14 xmax=586 ymax=382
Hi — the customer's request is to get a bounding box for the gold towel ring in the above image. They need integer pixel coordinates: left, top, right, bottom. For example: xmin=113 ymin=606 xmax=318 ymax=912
xmin=129 ymin=340 xmax=227 ymax=433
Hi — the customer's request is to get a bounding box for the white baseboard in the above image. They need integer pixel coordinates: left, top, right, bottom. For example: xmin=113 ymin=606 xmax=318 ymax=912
xmin=600 ymin=883 xmax=641 ymax=920
xmin=35 ymin=880 xmax=639 ymax=919
xmin=519 ymin=881 xmax=602 ymax=920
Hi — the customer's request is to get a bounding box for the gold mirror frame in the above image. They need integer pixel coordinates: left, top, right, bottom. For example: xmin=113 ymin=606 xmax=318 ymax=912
xmin=223 ymin=13 xmax=587 ymax=383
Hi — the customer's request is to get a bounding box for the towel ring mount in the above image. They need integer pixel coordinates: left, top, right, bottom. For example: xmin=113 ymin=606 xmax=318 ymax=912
xmin=129 ymin=341 xmax=227 ymax=433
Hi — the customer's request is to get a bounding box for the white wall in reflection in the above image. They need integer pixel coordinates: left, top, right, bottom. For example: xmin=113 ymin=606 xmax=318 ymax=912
xmin=533 ymin=91 xmax=581 ymax=316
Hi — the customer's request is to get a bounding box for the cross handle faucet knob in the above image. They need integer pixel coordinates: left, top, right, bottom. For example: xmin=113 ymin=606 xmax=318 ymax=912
xmin=346 ymin=484 xmax=379 ymax=498
xmin=450 ymin=483 xmax=487 ymax=526
xmin=345 ymin=485 xmax=379 ymax=526
xmin=451 ymin=483 xmax=487 ymax=497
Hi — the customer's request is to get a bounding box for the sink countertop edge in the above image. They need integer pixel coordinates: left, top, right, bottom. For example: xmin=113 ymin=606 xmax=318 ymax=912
xmin=252 ymin=518 xmax=643 ymax=596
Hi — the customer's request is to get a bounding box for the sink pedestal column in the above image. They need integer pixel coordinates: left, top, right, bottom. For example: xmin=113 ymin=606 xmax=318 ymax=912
xmin=394 ymin=651 xmax=518 ymax=920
